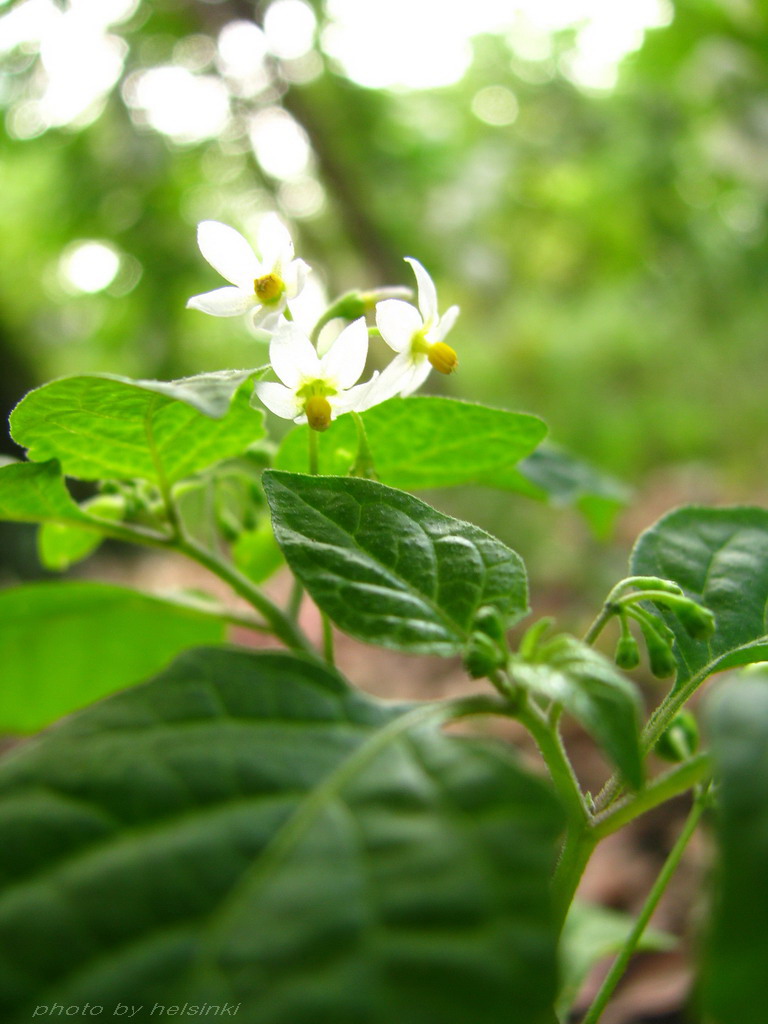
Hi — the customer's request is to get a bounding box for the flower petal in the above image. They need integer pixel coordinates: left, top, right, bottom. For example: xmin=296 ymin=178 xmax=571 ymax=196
xmin=186 ymin=286 xmax=255 ymax=317
xmin=253 ymin=301 xmax=288 ymax=331
xmin=254 ymin=381 xmax=302 ymax=420
xmin=376 ymin=299 xmax=422 ymax=353
xmin=332 ymin=375 xmax=379 ymax=415
xmin=405 ymin=257 xmax=438 ymax=325
xmin=197 ymin=221 xmax=260 ymax=289
xmin=257 ymin=213 xmax=294 ymax=270
xmin=270 ymin=322 xmax=321 ymax=387
xmin=431 ymin=304 xmax=460 ymax=343
xmin=321 ymin=317 xmax=369 ymax=390
xmin=357 ymin=353 xmax=411 ymax=409
xmin=400 ymin=358 xmax=432 ymax=397
xmin=282 ymin=257 xmax=310 ymax=299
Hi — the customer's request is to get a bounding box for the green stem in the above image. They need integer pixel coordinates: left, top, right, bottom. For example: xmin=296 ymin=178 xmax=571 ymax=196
xmin=594 ymin=660 xmax=714 ymax=814
xmin=321 ymin=614 xmax=335 ymax=666
xmin=307 ymin=421 xmax=335 ymax=665
xmin=288 ymin=578 xmax=304 ymax=620
xmin=580 ymin=787 xmax=709 ymax=1024
xmin=583 ymin=603 xmax=618 ymax=646
xmin=176 ymin=535 xmax=317 ymax=657
xmin=552 ymin=824 xmax=596 ymax=929
xmin=349 ymin=410 xmax=378 ymax=478
xmin=591 ymin=753 xmax=711 ymax=839
xmin=516 ymin=697 xmax=590 ymax=827
xmin=308 ymin=427 xmax=319 ymax=475
xmin=514 ymin=693 xmax=594 ymax=927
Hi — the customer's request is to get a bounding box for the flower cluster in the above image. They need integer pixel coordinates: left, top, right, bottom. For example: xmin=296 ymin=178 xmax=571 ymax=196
xmin=187 ymin=217 xmax=459 ymax=430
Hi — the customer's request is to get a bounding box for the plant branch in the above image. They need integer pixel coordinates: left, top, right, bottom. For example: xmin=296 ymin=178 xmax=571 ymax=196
xmin=580 ymin=786 xmax=709 ymax=1024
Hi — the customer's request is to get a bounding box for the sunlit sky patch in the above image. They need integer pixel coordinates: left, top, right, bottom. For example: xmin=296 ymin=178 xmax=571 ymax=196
xmin=0 ymin=0 xmax=673 ymax=145
xmin=323 ymin=0 xmax=673 ymax=91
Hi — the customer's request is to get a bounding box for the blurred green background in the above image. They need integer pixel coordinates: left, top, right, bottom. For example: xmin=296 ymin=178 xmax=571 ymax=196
xmin=1 ymin=0 xmax=766 ymax=592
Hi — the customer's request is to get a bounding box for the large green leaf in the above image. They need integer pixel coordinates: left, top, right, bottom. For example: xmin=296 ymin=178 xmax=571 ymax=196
xmin=0 ymin=460 xmax=90 ymax=526
xmin=513 ymin=635 xmax=644 ymax=788
xmin=0 ymin=647 xmax=563 ymax=1023
xmin=263 ymin=470 xmax=529 ymax=655
xmin=0 ymin=582 xmax=226 ymax=732
xmin=10 ymin=371 xmax=265 ymax=485
xmin=274 ymin=395 xmax=547 ymax=489
xmin=631 ymin=507 xmax=768 ymax=689
xmin=703 ymin=669 xmax=768 ymax=1024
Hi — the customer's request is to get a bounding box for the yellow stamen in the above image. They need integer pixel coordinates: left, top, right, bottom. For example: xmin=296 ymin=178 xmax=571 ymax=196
xmin=428 ymin=341 xmax=458 ymax=375
xmin=254 ymin=273 xmax=285 ymax=304
xmin=305 ymin=394 xmax=332 ymax=432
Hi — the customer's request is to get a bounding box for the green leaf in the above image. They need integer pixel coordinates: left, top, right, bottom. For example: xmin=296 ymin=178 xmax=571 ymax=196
xmin=0 ymin=460 xmax=90 ymax=526
xmin=514 ymin=446 xmax=629 ymax=539
xmin=557 ymin=901 xmax=676 ymax=1021
xmin=273 ymin=399 xmax=625 ymax=533
xmin=37 ymin=494 xmax=126 ymax=571
xmin=703 ymin=669 xmax=768 ymax=1024
xmin=232 ymin=517 xmax=284 ymax=584
xmin=263 ymin=470 xmax=529 ymax=655
xmin=274 ymin=395 xmax=547 ymax=489
xmin=0 ymin=582 xmax=226 ymax=732
xmin=631 ymin=507 xmax=768 ymax=690
xmin=0 ymin=647 xmax=563 ymax=1024
xmin=513 ymin=635 xmax=644 ymax=788
xmin=10 ymin=371 xmax=265 ymax=485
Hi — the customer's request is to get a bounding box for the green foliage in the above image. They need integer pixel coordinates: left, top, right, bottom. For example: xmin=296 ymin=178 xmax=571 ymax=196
xmin=37 ymin=493 xmax=126 ymax=570
xmin=557 ymin=901 xmax=675 ymax=1022
xmin=0 ymin=582 xmax=226 ymax=732
xmin=513 ymin=634 xmax=644 ymax=788
xmin=703 ymin=669 xmax=768 ymax=1024
xmin=0 ymin=460 xmax=91 ymax=526
xmin=10 ymin=372 xmax=265 ymax=485
xmin=264 ymin=470 xmax=529 ymax=655
xmin=631 ymin=507 xmax=768 ymax=688
xmin=0 ymin=647 xmax=563 ymax=1024
xmin=275 ymin=396 xmax=547 ymax=490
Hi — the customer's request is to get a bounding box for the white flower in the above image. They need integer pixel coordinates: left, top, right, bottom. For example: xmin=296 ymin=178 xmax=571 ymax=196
xmin=372 ymin=257 xmax=460 ymax=399
xmin=186 ymin=215 xmax=309 ymax=329
xmin=255 ymin=317 xmax=376 ymax=431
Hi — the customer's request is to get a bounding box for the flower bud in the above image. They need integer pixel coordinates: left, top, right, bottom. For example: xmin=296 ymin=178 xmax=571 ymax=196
xmin=615 ymin=633 xmax=640 ymax=670
xmin=675 ymin=601 xmax=715 ymax=641
xmin=655 ymin=710 xmax=699 ymax=763
xmin=638 ymin=616 xmax=678 ymax=678
xmin=472 ymin=605 xmax=507 ymax=643
xmin=463 ymin=632 xmax=506 ymax=679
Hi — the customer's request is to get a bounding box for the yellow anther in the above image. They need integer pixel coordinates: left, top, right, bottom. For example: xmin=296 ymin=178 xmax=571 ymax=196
xmin=428 ymin=341 xmax=458 ymax=375
xmin=305 ymin=394 xmax=332 ymax=432
xmin=254 ymin=273 xmax=285 ymax=304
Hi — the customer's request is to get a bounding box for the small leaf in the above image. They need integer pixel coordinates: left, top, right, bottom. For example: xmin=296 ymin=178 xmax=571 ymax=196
xmin=275 ymin=395 xmax=547 ymax=489
xmin=0 ymin=647 xmax=563 ymax=1024
xmin=38 ymin=494 xmax=126 ymax=571
xmin=557 ymin=901 xmax=676 ymax=1021
xmin=514 ymin=446 xmax=629 ymax=539
xmin=703 ymin=669 xmax=768 ymax=1024
xmin=264 ymin=470 xmax=529 ymax=655
xmin=0 ymin=582 xmax=226 ymax=732
xmin=10 ymin=371 xmax=266 ymax=485
xmin=631 ymin=507 xmax=768 ymax=690
xmin=514 ymin=635 xmax=644 ymax=788
xmin=0 ymin=460 xmax=90 ymax=526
